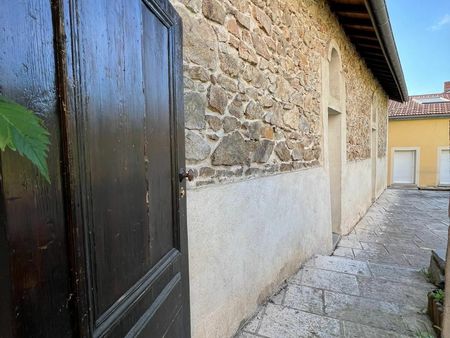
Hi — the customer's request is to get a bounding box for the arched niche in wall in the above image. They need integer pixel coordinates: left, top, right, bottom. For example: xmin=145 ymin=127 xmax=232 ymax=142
xmin=324 ymin=40 xmax=345 ymax=236
xmin=327 ymin=42 xmax=344 ymax=112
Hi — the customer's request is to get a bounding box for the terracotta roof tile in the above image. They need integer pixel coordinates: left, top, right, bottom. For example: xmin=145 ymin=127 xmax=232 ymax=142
xmin=389 ymin=91 xmax=450 ymax=118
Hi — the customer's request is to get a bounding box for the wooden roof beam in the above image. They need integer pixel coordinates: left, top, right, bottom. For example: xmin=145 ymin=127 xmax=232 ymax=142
xmin=342 ymin=23 xmax=375 ymax=32
xmin=360 ymin=50 xmax=385 ymax=58
xmin=351 ymin=34 xmax=379 ymax=42
xmin=328 ymin=3 xmax=367 ymax=14
xmin=340 ymin=17 xmax=373 ymax=27
xmin=354 ymin=42 xmax=382 ymax=50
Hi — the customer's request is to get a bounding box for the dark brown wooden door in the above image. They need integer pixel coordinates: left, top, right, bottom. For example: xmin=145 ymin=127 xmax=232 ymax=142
xmin=0 ymin=1 xmax=73 ymax=336
xmin=0 ymin=0 xmax=190 ymax=337
xmin=63 ymin=0 xmax=190 ymax=336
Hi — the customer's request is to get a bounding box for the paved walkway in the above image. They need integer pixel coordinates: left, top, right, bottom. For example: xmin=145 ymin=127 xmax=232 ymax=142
xmin=236 ymin=188 xmax=449 ymax=337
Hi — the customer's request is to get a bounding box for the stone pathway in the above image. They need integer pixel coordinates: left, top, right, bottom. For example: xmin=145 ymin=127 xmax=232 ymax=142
xmin=236 ymin=188 xmax=449 ymax=337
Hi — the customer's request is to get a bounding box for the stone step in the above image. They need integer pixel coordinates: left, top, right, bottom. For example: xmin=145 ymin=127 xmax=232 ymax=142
xmin=305 ymin=254 xmax=371 ymax=276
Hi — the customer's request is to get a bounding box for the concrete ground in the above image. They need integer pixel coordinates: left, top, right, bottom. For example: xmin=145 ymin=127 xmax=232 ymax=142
xmin=236 ymin=188 xmax=449 ymax=337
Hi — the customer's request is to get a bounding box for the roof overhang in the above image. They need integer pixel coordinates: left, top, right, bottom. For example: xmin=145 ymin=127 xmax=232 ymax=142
xmin=328 ymin=0 xmax=408 ymax=102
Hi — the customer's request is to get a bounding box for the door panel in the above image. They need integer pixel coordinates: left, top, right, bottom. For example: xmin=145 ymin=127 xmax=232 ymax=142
xmin=393 ymin=150 xmax=416 ymax=184
xmin=63 ymin=0 xmax=189 ymax=336
xmin=439 ymin=149 xmax=450 ymax=185
xmin=78 ymin=0 xmax=150 ymax=315
xmin=143 ymin=6 xmax=175 ymax=267
xmin=0 ymin=1 xmax=73 ymax=336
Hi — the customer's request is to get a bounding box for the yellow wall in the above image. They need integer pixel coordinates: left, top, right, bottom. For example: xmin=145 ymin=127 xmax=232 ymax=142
xmin=388 ymin=118 xmax=449 ymax=187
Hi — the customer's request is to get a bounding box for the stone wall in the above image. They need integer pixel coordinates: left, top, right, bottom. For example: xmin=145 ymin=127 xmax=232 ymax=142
xmin=171 ymin=0 xmax=388 ymax=186
xmin=377 ymin=94 xmax=388 ymax=158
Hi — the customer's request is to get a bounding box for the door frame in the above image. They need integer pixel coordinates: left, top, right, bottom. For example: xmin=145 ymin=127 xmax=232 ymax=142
xmin=390 ymin=147 xmax=420 ymax=186
xmin=56 ymin=0 xmax=190 ymax=335
xmin=326 ymin=108 xmax=343 ymax=235
xmin=436 ymin=146 xmax=450 ymax=186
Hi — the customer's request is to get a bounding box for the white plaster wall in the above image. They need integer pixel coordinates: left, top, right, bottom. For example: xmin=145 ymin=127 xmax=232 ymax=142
xmin=341 ymin=159 xmax=372 ymax=234
xmin=186 ymin=167 xmax=332 ymax=338
xmin=341 ymin=157 xmax=387 ymax=234
xmin=376 ymin=156 xmax=388 ymax=198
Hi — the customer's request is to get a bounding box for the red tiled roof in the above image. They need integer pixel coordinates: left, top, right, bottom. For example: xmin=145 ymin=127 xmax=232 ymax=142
xmin=389 ymin=91 xmax=450 ymax=118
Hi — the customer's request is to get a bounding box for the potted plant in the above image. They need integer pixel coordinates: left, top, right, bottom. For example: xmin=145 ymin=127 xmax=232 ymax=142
xmin=428 ymin=288 xmax=444 ymax=337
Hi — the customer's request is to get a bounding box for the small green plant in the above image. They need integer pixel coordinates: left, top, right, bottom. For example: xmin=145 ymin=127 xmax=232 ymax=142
xmin=431 ymin=289 xmax=445 ymax=303
xmin=0 ymin=95 xmax=50 ymax=182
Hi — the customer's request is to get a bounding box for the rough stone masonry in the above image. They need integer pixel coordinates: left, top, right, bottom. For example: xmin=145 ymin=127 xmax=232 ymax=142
xmin=170 ymin=0 xmax=388 ymax=186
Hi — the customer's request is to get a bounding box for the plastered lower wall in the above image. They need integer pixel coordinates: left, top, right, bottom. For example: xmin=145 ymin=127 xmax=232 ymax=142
xmin=186 ymin=168 xmax=332 ymax=338
xmin=187 ymin=155 xmax=388 ymax=338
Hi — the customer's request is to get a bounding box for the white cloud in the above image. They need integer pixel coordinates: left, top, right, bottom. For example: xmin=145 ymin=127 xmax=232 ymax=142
xmin=430 ymin=13 xmax=450 ymax=31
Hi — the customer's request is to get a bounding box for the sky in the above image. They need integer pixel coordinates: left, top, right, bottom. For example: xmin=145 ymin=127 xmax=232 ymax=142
xmin=386 ymin=0 xmax=450 ymax=95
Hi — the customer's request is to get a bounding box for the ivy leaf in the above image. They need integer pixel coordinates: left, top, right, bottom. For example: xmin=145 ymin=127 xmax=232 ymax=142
xmin=0 ymin=95 xmax=51 ymax=182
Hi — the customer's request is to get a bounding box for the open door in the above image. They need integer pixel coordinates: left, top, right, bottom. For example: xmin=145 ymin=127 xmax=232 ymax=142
xmin=0 ymin=0 xmax=190 ymax=337
xmin=63 ymin=0 xmax=190 ymax=336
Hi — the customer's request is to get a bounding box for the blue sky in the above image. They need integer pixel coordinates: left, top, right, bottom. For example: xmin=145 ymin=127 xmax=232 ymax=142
xmin=386 ymin=0 xmax=450 ymax=95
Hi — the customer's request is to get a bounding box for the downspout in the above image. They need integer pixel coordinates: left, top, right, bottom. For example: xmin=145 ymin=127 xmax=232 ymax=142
xmin=364 ymin=0 xmax=408 ymax=102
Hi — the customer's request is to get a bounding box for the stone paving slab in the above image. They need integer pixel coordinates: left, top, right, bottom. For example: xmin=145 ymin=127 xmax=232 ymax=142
xmin=258 ymin=304 xmax=341 ymax=338
xmin=367 ymin=262 xmax=431 ymax=286
xmin=236 ymin=189 xmax=448 ymax=337
xmin=283 ymin=285 xmax=324 ymax=315
xmin=356 ymin=276 xmax=433 ymax=308
xmin=323 ymin=291 xmax=419 ymax=334
xmin=332 ymin=247 xmax=354 ymax=259
xmin=304 ymin=255 xmax=371 ymax=277
xmin=341 ymin=321 xmax=411 ymax=338
xmin=352 ymin=248 xmax=412 ymax=266
xmin=404 ymin=253 xmax=434 ymax=269
xmin=359 ymin=241 xmax=388 ymax=253
xmin=293 ymin=268 xmax=360 ymax=296
xmin=336 ymin=237 xmax=363 ymax=249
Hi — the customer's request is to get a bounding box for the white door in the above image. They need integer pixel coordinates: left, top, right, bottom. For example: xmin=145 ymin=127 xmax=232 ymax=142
xmin=439 ymin=149 xmax=450 ymax=185
xmin=393 ymin=150 xmax=416 ymax=184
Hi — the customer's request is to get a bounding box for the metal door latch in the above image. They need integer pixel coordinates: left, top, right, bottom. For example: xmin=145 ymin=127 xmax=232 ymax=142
xmin=179 ymin=168 xmax=194 ymax=182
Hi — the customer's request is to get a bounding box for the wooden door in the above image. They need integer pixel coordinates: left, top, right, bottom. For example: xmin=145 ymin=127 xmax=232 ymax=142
xmin=63 ymin=0 xmax=190 ymax=336
xmin=0 ymin=0 xmax=190 ymax=337
xmin=0 ymin=1 xmax=74 ymax=336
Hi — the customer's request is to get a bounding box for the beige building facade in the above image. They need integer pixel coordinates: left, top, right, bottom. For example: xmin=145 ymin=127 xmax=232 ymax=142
xmin=170 ymin=0 xmax=407 ymax=336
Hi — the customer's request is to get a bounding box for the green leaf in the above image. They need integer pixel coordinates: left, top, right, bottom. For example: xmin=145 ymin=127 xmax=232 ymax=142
xmin=0 ymin=95 xmax=51 ymax=182
xmin=0 ymin=115 xmax=11 ymax=151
